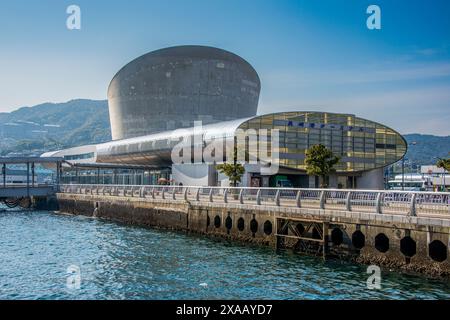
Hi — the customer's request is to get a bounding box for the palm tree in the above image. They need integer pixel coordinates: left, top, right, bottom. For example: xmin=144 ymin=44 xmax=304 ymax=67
xmin=216 ymin=147 xmax=245 ymax=187
xmin=436 ymin=158 xmax=450 ymax=172
xmin=305 ymin=144 xmax=340 ymax=188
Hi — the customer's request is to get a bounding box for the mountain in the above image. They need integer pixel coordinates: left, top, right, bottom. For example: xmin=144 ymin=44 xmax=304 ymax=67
xmin=403 ymin=134 xmax=450 ymax=167
xmin=0 ymin=99 xmax=111 ymax=156
xmin=0 ymin=99 xmax=449 ymax=166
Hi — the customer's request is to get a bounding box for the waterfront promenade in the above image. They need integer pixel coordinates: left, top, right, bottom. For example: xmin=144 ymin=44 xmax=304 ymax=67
xmin=58 ymin=184 xmax=450 ymax=277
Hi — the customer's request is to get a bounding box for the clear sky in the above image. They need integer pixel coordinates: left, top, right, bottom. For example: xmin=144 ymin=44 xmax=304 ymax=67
xmin=0 ymin=0 xmax=449 ymax=135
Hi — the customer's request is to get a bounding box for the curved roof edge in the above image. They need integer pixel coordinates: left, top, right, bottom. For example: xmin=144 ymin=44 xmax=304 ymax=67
xmin=96 ymin=116 xmax=254 ymax=157
xmin=107 ymin=45 xmax=261 ymax=95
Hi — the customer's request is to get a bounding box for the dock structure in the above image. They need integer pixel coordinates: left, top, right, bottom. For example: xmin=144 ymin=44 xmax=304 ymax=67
xmin=0 ymin=157 xmax=64 ymax=208
xmin=58 ymin=184 xmax=450 ymax=277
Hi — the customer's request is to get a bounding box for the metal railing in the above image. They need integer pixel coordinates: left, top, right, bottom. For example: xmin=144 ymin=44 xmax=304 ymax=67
xmin=60 ymin=184 xmax=450 ymax=217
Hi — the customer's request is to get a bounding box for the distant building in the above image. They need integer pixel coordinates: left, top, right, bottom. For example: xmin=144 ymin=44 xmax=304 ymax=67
xmin=43 ymin=46 xmax=407 ymax=190
xmin=388 ymin=165 xmax=449 ymax=191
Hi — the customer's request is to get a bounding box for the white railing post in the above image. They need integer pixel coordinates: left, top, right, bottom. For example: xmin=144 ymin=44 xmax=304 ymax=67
xmin=196 ymin=188 xmax=200 ymax=201
xmin=224 ymin=188 xmax=228 ymax=203
xmin=409 ymin=193 xmax=417 ymax=216
xmin=256 ymin=189 xmax=261 ymax=205
xmin=375 ymin=192 xmax=382 ymax=214
xmin=172 ymin=187 xmax=176 ymax=200
xmin=275 ymin=190 xmax=280 ymax=206
xmin=209 ymin=188 xmax=213 ymax=202
xmin=319 ymin=191 xmax=325 ymax=209
xmin=151 ymin=187 xmax=155 ymax=199
xmin=296 ymin=190 xmax=302 ymax=208
xmin=239 ymin=189 xmax=244 ymax=204
xmin=345 ymin=191 xmax=352 ymax=211
xmin=184 ymin=188 xmax=188 ymax=201
xmin=162 ymin=189 xmax=166 ymax=200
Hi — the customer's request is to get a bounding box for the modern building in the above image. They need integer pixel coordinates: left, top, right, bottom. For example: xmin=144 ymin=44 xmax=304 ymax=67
xmin=42 ymin=46 xmax=407 ymax=190
xmin=108 ymin=45 xmax=260 ymax=140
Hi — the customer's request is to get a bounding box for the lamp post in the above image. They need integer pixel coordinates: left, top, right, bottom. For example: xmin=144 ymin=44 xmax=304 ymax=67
xmin=433 ymin=156 xmax=448 ymax=192
xmin=402 ymin=141 xmax=417 ymax=191
xmin=401 ymin=157 xmax=405 ymax=191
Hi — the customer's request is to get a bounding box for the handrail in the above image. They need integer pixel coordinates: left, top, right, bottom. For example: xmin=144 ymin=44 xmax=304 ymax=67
xmin=59 ymin=184 xmax=450 ymax=218
xmin=59 ymin=183 xmax=450 ymax=196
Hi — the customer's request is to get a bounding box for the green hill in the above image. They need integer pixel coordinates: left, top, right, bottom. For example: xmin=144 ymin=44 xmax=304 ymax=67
xmin=0 ymin=99 xmax=448 ymax=167
xmin=403 ymin=134 xmax=450 ymax=167
xmin=0 ymin=99 xmax=111 ymax=156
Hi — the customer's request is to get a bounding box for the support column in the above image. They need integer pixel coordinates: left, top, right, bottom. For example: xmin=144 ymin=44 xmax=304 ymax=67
xmin=56 ymin=161 xmax=61 ymax=192
xmin=323 ymin=222 xmax=329 ymax=260
xmin=2 ymin=163 xmax=5 ymax=187
xmin=31 ymin=163 xmax=35 ymax=187
xmin=26 ymin=162 xmax=30 ymax=198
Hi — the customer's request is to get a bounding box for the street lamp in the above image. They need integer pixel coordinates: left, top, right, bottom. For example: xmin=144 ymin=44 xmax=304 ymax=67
xmin=435 ymin=156 xmax=449 ymax=192
xmin=401 ymin=156 xmax=405 ymax=191
xmin=401 ymin=141 xmax=417 ymax=191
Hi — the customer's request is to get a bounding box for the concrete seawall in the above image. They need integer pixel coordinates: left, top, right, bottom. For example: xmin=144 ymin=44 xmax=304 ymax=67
xmin=56 ymin=193 xmax=450 ymax=278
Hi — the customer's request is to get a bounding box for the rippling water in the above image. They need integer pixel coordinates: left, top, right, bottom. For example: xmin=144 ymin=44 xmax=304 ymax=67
xmin=0 ymin=209 xmax=449 ymax=300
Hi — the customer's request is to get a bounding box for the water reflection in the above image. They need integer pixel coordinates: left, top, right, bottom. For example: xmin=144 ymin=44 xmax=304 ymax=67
xmin=0 ymin=210 xmax=449 ymax=300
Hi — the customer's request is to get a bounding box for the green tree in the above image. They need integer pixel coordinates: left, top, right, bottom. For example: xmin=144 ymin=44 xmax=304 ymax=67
xmin=436 ymin=158 xmax=450 ymax=172
xmin=305 ymin=144 xmax=340 ymax=188
xmin=216 ymin=148 xmax=245 ymax=187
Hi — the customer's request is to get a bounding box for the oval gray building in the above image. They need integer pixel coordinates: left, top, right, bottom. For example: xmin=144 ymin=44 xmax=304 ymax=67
xmin=107 ymin=45 xmax=261 ymax=140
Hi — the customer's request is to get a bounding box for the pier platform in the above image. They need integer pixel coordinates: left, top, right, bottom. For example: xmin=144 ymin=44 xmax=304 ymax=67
xmin=57 ymin=184 xmax=450 ymax=277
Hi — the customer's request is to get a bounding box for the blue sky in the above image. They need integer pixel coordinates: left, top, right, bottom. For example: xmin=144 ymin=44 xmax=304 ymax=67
xmin=0 ymin=0 xmax=449 ymax=135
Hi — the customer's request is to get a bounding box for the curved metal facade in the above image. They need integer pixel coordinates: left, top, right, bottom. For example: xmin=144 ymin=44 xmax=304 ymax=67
xmin=107 ymin=45 xmax=260 ymax=140
xmin=95 ymin=111 xmax=407 ymax=173
xmin=96 ymin=118 xmax=248 ymax=166
xmin=238 ymin=112 xmax=407 ymax=172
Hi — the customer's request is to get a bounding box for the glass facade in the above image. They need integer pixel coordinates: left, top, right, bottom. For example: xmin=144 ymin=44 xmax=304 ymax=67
xmin=238 ymin=112 xmax=407 ymax=173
